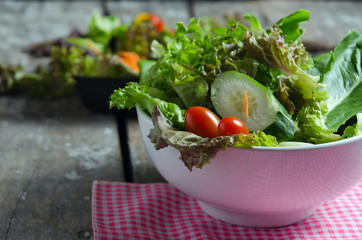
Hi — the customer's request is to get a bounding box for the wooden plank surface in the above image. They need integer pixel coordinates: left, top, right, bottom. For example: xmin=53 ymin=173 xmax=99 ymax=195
xmin=0 ymin=96 xmax=123 ymax=240
xmin=127 ymin=119 xmax=165 ymax=183
xmin=0 ymin=2 xmax=121 ymax=239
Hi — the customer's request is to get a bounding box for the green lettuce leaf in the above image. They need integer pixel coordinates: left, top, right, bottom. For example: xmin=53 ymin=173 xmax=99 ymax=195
xmin=0 ymin=63 xmax=23 ymax=93
xmin=244 ymin=13 xmax=265 ymax=36
xmin=234 ymin=131 xmax=278 ymax=147
xmin=276 ymin=76 xmax=296 ymax=115
xmin=318 ymin=30 xmax=362 ymax=130
xmin=17 ymin=46 xmax=95 ymax=99
xmin=341 ymin=113 xmax=362 ymax=138
xmin=172 ymin=73 xmax=210 ymax=108
xmin=294 ymin=100 xmax=340 ymax=143
xmin=141 ymin=19 xmax=216 ymax=108
xmin=138 ymin=59 xmax=156 ymax=84
xmin=356 ymin=114 xmax=362 ymax=136
xmin=66 ymin=10 xmax=126 ymax=54
xmin=254 ymin=62 xmax=281 ymax=92
xmin=276 ymin=9 xmax=310 ymax=43
xmin=243 ymin=27 xmax=328 ymax=101
xmin=110 ymin=82 xmax=185 ymax=129
xmin=150 ymin=40 xmax=166 ymax=58
xmin=222 ymin=58 xmax=258 ymax=79
xmin=65 ymin=37 xmax=104 ymax=54
xmin=310 ymin=51 xmax=332 ymax=77
xmin=87 ymin=10 xmax=124 ymax=45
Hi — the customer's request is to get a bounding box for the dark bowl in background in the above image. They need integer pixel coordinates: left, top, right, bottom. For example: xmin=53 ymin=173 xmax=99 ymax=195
xmin=74 ymin=76 xmax=138 ymax=117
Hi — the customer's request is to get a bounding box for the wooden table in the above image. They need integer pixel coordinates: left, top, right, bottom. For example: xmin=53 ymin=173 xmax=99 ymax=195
xmin=1 ymin=1 xmax=361 ymax=239
xmin=0 ymin=96 xmax=124 ymax=239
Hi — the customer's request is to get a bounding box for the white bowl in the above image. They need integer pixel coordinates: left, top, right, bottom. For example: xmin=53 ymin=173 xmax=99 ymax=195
xmin=136 ymin=106 xmax=362 ymax=227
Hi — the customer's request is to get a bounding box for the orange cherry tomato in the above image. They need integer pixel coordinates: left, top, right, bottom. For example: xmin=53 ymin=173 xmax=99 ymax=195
xmin=218 ymin=116 xmax=249 ymax=136
xmin=185 ymin=107 xmax=220 ymax=138
xmin=149 ymin=14 xmax=164 ymax=32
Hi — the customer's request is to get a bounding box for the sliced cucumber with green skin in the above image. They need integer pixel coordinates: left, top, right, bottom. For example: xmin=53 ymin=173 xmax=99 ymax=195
xmin=210 ymin=71 xmax=297 ymax=141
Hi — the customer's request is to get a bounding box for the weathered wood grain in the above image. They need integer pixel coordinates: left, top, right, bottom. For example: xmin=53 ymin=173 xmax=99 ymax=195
xmin=0 ymin=2 xmax=120 ymax=239
xmin=0 ymin=96 xmax=123 ymax=240
xmin=127 ymin=119 xmax=166 ymax=183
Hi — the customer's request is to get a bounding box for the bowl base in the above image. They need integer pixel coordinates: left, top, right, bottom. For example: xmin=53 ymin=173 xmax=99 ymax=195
xmin=198 ymin=200 xmax=316 ymax=228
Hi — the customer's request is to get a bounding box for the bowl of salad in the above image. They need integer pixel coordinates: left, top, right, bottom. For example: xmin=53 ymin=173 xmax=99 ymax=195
xmin=67 ymin=11 xmax=173 ymax=114
xmin=110 ymin=10 xmax=362 ymax=227
xmin=22 ymin=10 xmax=173 ymax=114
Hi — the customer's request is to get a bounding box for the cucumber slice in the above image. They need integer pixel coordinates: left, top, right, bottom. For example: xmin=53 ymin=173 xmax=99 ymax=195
xmin=210 ymin=71 xmax=297 ymax=141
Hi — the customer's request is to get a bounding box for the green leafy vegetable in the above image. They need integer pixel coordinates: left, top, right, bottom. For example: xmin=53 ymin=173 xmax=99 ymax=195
xmin=65 ymin=10 xmax=173 ymax=61
xmin=138 ymin=59 xmax=156 ymax=83
xmin=17 ymin=46 xmax=95 ymax=99
xmin=66 ymin=10 xmax=126 ymax=54
xmin=243 ymin=27 xmax=327 ymax=101
xmin=110 ymin=82 xmax=185 ymax=129
xmin=316 ymin=30 xmax=362 ymax=130
xmin=276 ymin=9 xmax=310 ymax=43
xmin=294 ymin=100 xmax=340 ymax=143
xmin=341 ymin=113 xmax=362 ymax=138
xmin=234 ymin=131 xmax=279 ymax=147
xmin=87 ymin=10 xmax=125 ymax=45
xmin=65 ymin=38 xmax=105 ymax=54
xmin=0 ymin=63 xmax=23 ymax=93
xmin=244 ymin=13 xmax=265 ymax=36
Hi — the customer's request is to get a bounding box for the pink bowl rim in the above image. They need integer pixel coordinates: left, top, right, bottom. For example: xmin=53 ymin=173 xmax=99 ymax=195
xmin=136 ymin=106 xmax=362 ymax=152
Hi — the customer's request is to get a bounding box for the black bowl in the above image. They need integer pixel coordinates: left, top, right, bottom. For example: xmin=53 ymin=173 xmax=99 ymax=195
xmin=74 ymin=76 xmax=138 ymax=117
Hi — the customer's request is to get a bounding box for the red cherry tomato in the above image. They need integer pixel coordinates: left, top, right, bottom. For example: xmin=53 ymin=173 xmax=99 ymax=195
xmin=185 ymin=107 xmax=220 ymax=138
xmin=218 ymin=116 xmax=249 ymax=136
xmin=149 ymin=14 xmax=164 ymax=32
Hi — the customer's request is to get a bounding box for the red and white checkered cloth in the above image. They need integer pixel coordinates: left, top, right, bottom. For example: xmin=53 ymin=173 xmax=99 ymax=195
xmin=92 ymin=181 xmax=362 ymax=240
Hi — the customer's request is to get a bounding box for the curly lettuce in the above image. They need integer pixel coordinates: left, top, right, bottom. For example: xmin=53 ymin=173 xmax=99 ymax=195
xmin=110 ymin=82 xmax=185 ymax=129
xmin=243 ymin=27 xmax=327 ymax=101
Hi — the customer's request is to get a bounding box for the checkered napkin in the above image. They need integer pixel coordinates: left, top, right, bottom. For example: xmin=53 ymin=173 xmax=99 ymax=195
xmin=92 ymin=181 xmax=362 ymax=240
